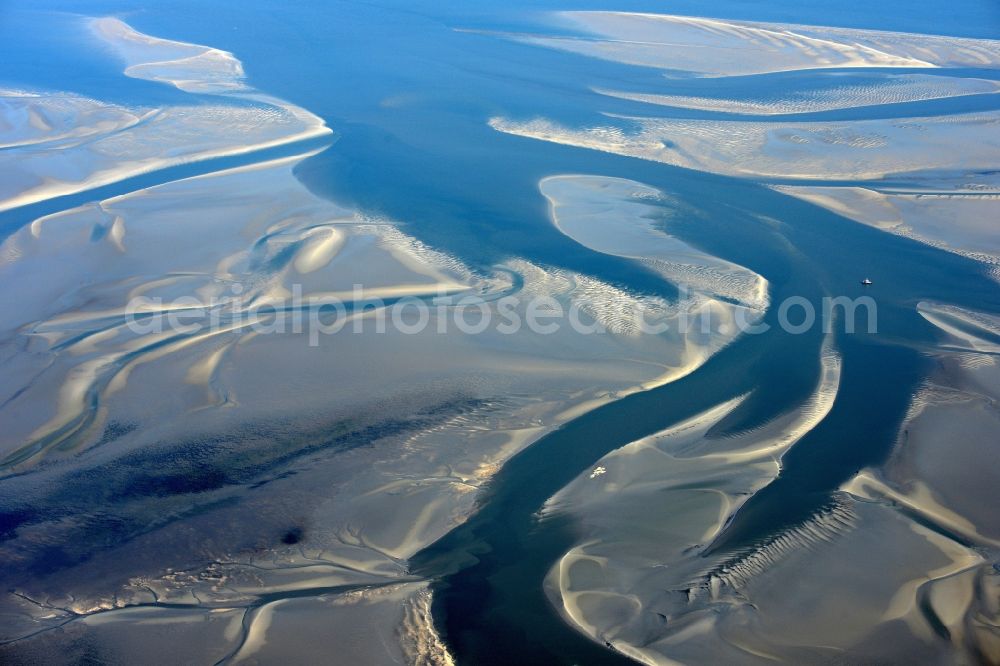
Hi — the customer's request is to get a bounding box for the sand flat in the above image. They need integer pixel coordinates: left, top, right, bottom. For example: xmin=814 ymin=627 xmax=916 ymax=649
xmin=518 ymin=11 xmax=1000 ymax=77
xmin=540 ymin=174 xmax=768 ymax=311
xmin=0 ymin=155 xmax=750 ymax=659
xmin=595 ymin=74 xmax=1000 ymax=115
xmin=91 ymin=17 xmax=247 ymax=94
xmin=772 ymin=185 xmax=1000 ymax=265
xmin=491 ymin=110 xmax=1000 ymax=180
xmin=0 ymin=17 xmax=331 ymax=213
xmin=542 ymin=328 xmax=997 ymax=663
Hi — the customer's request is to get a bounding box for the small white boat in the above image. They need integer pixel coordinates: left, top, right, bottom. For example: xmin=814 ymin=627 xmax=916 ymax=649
xmin=861 ymin=278 xmax=873 ymax=285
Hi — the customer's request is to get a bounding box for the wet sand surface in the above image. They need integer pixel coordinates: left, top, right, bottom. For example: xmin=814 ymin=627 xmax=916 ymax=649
xmin=0 ymin=1 xmax=998 ymax=664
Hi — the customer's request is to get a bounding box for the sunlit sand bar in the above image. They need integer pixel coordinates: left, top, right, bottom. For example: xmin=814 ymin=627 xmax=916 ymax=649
xmin=595 ymin=74 xmax=1000 ymax=115
xmin=0 ymin=157 xmax=751 ymax=661
xmin=773 ymin=185 xmax=1000 ymax=266
xmin=90 ymin=17 xmax=247 ymax=95
xmin=543 ymin=323 xmax=997 ymax=662
xmin=515 ymin=11 xmax=1000 ymax=78
xmin=491 ymin=110 xmax=1000 ymax=180
xmin=0 ymin=17 xmax=331 ymax=213
xmin=540 ymin=174 xmax=768 ymax=311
